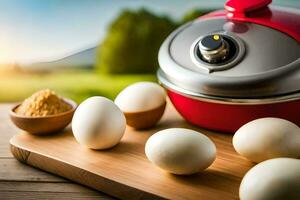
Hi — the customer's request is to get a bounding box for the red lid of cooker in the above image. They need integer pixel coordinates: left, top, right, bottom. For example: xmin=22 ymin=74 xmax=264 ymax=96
xmin=219 ymin=0 xmax=300 ymax=42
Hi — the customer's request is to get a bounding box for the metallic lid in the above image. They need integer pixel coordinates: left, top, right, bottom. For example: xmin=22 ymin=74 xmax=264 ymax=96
xmin=158 ymin=16 xmax=300 ymax=98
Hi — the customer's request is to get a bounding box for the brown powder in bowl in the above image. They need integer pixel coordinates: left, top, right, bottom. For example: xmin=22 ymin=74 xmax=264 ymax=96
xmin=15 ymin=89 xmax=72 ymax=117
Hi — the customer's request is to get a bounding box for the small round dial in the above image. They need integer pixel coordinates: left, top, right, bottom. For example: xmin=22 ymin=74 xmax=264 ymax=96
xmin=198 ymin=34 xmax=230 ymax=64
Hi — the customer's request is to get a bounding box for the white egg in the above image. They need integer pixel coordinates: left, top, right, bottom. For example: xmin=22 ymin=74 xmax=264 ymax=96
xmin=233 ymin=118 xmax=300 ymax=163
xmin=240 ymin=158 xmax=300 ymax=200
xmin=72 ymin=96 xmax=126 ymax=150
xmin=145 ymin=128 xmax=216 ymax=175
xmin=114 ymin=82 xmax=166 ymax=113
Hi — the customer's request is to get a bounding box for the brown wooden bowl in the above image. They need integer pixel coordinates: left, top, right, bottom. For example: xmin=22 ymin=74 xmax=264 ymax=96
xmin=10 ymin=98 xmax=77 ymax=135
xmin=124 ymin=102 xmax=166 ymax=129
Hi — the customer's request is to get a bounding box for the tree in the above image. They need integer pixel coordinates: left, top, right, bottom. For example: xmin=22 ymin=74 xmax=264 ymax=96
xmin=97 ymin=9 xmax=177 ymax=74
xmin=181 ymin=9 xmax=213 ymax=24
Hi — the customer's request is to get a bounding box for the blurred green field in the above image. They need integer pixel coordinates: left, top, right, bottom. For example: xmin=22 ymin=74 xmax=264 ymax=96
xmin=0 ymin=70 xmax=156 ymax=103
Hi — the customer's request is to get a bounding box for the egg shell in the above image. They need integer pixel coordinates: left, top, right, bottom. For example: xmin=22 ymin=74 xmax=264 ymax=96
xmin=233 ymin=118 xmax=300 ymax=163
xmin=145 ymin=128 xmax=216 ymax=175
xmin=72 ymin=96 xmax=126 ymax=150
xmin=114 ymin=82 xmax=166 ymax=113
xmin=240 ymin=158 xmax=300 ymax=200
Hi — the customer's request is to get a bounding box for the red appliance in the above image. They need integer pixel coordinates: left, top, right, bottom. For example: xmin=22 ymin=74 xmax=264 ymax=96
xmin=157 ymin=0 xmax=300 ymax=133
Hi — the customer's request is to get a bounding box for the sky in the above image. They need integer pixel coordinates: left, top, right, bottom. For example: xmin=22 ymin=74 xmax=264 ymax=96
xmin=0 ymin=0 xmax=299 ymax=64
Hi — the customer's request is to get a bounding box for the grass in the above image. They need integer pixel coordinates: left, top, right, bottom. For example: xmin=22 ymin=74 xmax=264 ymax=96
xmin=0 ymin=70 xmax=156 ymax=103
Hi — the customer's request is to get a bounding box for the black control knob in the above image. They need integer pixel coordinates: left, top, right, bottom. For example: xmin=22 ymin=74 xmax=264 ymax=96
xmin=198 ymin=34 xmax=230 ymax=64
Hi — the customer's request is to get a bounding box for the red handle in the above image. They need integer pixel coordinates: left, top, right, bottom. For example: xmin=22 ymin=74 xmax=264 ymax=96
xmin=225 ymin=0 xmax=272 ymax=17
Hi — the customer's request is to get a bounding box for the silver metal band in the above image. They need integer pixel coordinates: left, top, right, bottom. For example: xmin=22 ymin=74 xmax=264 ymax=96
xmin=158 ymin=69 xmax=300 ymax=105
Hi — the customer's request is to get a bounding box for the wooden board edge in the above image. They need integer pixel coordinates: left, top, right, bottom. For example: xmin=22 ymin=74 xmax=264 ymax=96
xmin=9 ymin=137 xmax=166 ymax=200
xmin=10 ymin=143 xmax=31 ymax=163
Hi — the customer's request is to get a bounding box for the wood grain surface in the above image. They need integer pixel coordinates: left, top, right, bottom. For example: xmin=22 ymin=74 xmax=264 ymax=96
xmin=0 ymin=104 xmax=113 ymax=200
xmin=9 ymin=102 xmax=255 ymax=200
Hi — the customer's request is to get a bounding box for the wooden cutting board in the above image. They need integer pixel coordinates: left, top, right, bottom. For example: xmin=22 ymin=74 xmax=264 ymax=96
xmin=10 ymin=102 xmax=254 ymax=200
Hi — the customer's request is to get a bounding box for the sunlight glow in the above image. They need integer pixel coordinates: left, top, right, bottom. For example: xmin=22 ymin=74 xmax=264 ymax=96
xmin=0 ymin=32 xmax=16 ymax=64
